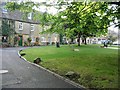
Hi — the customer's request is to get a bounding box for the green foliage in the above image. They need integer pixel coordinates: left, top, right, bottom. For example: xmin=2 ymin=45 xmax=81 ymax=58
xmin=14 ymin=36 xmax=20 ymax=45
xmin=24 ymin=41 xmax=28 ymax=46
xmin=5 ymin=1 xmax=38 ymax=20
xmin=62 ymin=2 xmax=110 ymax=37
xmin=27 ymin=37 xmax=32 ymax=46
xmin=108 ymin=35 xmax=117 ymax=42
xmin=27 ymin=37 xmax=32 ymax=42
xmin=5 ymin=1 xmax=37 ymax=12
xmin=36 ymin=37 xmax=39 ymax=42
xmin=2 ymin=19 xmax=15 ymax=36
xmin=33 ymin=11 xmax=54 ymax=32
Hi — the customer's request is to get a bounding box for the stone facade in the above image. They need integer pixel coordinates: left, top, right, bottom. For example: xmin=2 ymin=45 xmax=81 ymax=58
xmin=14 ymin=21 xmax=59 ymax=46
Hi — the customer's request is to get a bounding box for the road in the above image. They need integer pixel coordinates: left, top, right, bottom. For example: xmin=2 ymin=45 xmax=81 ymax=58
xmin=1 ymin=47 xmax=82 ymax=89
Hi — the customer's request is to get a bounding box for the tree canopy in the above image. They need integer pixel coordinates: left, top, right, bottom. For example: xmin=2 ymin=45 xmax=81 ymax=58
xmin=45 ymin=2 xmax=118 ymax=45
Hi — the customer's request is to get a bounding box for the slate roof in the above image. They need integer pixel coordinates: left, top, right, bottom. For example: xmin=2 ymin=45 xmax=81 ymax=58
xmin=0 ymin=2 xmax=40 ymax=24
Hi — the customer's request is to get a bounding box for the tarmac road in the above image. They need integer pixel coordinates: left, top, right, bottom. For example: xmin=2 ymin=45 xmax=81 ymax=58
xmin=1 ymin=47 xmax=83 ymax=89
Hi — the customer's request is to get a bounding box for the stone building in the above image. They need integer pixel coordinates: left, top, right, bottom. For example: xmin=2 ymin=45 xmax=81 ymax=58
xmin=0 ymin=1 xmax=59 ymax=46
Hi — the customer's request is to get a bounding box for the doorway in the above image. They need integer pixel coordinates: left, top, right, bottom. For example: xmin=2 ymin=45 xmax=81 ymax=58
xmin=19 ymin=35 xmax=22 ymax=46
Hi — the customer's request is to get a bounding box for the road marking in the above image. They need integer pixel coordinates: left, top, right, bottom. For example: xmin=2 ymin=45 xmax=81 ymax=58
xmin=0 ymin=70 xmax=8 ymax=74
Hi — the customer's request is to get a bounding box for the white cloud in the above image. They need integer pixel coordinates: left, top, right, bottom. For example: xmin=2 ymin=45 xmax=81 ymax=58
xmin=108 ymin=22 xmax=118 ymax=33
xmin=30 ymin=0 xmax=58 ymax=15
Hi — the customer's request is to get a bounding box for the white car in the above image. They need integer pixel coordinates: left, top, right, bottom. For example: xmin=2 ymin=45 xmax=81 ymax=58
xmin=113 ymin=40 xmax=120 ymax=45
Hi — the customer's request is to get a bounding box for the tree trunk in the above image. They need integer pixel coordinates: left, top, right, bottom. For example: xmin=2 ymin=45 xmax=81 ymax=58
xmin=77 ymin=33 xmax=81 ymax=46
xmin=59 ymin=33 xmax=63 ymax=44
xmin=84 ymin=37 xmax=87 ymax=45
xmin=82 ymin=39 xmax=84 ymax=44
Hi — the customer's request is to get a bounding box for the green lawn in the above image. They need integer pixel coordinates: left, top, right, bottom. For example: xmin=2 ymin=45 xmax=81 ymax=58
xmin=21 ymin=45 xmax=118 ymax=88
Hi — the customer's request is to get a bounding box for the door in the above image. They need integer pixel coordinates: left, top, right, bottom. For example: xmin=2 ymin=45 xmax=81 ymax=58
xmin=19 ymin=36 xmax=22 ymax=46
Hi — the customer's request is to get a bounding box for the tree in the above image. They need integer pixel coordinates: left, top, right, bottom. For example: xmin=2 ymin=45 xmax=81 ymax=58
xmin=48 ymin=2 xmax=111 ymax=46
xmin=2 ymin=19 xmax=15 ymax=45
xmin=2 ymin=19 xmax=15 ymax=36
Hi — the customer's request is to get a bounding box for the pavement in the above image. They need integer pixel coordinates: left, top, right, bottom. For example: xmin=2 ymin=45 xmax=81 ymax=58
xmin=1 ymin=47 xmax=84 ymax=89
xmin=106 ymin=47 xmax=120 ymax=50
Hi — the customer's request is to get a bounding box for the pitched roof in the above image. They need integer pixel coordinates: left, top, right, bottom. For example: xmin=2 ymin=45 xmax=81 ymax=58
xmin=0 ymin=2 xmax=40 ymax=24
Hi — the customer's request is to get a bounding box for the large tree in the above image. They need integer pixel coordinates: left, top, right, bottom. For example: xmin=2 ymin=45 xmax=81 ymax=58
xmin=47 ymin=2 xmax=112 ymax=46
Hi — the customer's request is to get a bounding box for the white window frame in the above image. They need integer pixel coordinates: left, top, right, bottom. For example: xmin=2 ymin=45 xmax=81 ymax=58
xmin=31 ymin=36 xmax=35 ymax=42
xmin=18 ymin=22 xmax=23 ymax=30
xmin=28 ymin=13 xmax=32 ymax=20
xmin=41 ymin=37 xmax=45 ymax=42
xmin=31 ymin=24 xmax=34 ymax=31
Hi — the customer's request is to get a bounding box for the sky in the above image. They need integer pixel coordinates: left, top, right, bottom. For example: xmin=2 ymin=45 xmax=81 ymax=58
xmin=30 ymin=0 xmax=59 ymax=15
xmin=15 ymin=0 xmax=69 ymax=15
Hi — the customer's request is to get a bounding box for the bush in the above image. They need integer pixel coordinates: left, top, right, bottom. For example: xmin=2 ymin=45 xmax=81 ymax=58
xmin=2 ymin=43 xmax=9 ymax=48
xmin=46 ymin=42 xmax=50 ymax=45
xmin=52 ymin=42 xmax=55 ymax=45
xmin=14 ymin=36 xmax=20 ymax=45
xmin=24 ymin=41 xmax=28 ymax=46
xmin=27 ymin=37 xmax=32 ymax=46
xmin=27 ymin=37 xmax=32 ymax=43
xmin=36 ymin=37 xmax=39 ymax=42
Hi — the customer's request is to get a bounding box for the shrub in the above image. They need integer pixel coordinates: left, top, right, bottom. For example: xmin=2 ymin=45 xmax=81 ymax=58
xmin=2 ymin=43 xmax=9 ymax=48
xmin=24 ymin=41 xmax=28 ymax=46
xmin=52 ymin=42 xmax=55 ymax=45
xmin=14 ymin=36 xmax=20 ymax=45
xmin=27 ymin=37 xmax=32 ymax=43
xmin=46 ymin=42 xmax=50 ymax=45
xmin=27 ymin=37 xmax=32 ymax=46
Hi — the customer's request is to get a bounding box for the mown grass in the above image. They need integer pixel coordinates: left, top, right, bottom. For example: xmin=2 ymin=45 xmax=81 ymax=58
xmin=21 ymin=44 xmax=118 ymax=88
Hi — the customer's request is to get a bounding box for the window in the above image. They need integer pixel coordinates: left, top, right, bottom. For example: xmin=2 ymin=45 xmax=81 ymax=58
xmin=18 ymin=22 xmax=23 ymax=30
xmin=31 ymin=24 xmax=34 ymax=31
xmin=28 ymin=13 xmax=32 ymax=20
xmin=2 ymin=8 xmax=8 ymax=13
xmin=41 ymin=37 xmax=45 ymax=42
xmin=31 ymin=36 xmax=35 ymax=42
xmin=2 ymin=36 xmax=7 ymax=42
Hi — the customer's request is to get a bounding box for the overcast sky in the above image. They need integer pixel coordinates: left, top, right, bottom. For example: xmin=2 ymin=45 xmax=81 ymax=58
xmin=30 ymin=0 xmax=59 ymax=15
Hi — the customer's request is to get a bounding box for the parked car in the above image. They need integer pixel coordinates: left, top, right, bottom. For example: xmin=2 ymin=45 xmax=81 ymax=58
xmin=113 ymin=40 xmax=120 ymax=45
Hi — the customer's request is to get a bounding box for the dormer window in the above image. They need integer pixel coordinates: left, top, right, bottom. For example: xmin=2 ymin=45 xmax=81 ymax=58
xmin=28 ymin=13 xmax=32 ymax=20
xmin=2 ymin=8 xmax=8 ymax=13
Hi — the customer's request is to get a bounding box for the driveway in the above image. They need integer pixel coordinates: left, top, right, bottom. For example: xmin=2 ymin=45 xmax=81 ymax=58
xmin=1 ymin=47 xmax=83 ymax=89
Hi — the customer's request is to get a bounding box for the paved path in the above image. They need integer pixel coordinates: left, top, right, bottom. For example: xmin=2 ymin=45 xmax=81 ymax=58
xmin=1 ymin=47 xmax=82 ymax=88
xmin=106 ymin=47 xmax=120 ymax=50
